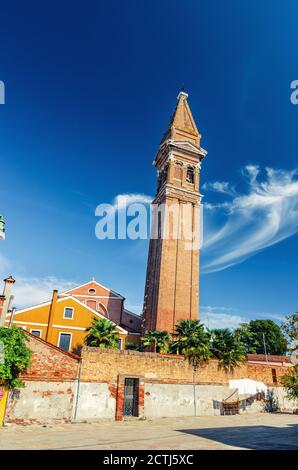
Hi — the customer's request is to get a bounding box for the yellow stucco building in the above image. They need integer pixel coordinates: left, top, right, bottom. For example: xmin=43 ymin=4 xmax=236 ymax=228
xmin=4 ymin=290 xmax=128 ymax=352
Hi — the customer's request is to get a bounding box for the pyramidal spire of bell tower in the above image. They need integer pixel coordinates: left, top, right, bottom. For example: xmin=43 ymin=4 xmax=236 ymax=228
xmin=143 ymin=91 xmax=207 ymax=335
xmin=160 ymin=90 xmax=202 ymax=149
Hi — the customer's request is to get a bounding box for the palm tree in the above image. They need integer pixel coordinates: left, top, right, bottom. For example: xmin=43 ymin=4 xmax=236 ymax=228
xmin=209 ymin=328 xmax=246 ymax=370
xmin=141 ymin=330 xmax=170 ymax=353
xmin=84 ymin=317 xmax=119 ymax=349
xmin=170 ymin=319 xmax=211 ymax=363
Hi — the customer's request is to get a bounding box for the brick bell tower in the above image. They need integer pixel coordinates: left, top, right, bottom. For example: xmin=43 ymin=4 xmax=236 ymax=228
xmin=142 ymin=91 xmax=207 ymax=335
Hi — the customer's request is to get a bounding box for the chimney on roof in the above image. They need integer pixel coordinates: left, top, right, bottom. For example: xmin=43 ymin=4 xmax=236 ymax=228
xmin=0 ymin=294 xmax=6 ymax=326
xmin=46 ymin=289 xmax=58 ymax=342
xmin=0 ymin=276 xmax=15 ymax=327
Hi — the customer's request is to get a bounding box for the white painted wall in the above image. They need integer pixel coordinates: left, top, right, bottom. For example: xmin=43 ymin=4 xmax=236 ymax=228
xmin=268 ymin=387 xmax=298 ymax=411
xmin=144 ymin=383 xmax=297 ymax=419
xmin=195 ymin=384 xmax=231 ymax=416
xmin=144 ymin=383 xmax=232 ymax=418
xmin=144 ymin=383 xmax=195 ymax=418
xmin=6 ymin=381 xmax=297 ymax=424
xmin=6 ymin=381 xmax=76 ymax=424
xmin=74 ymin=382 xmax=116 ymax=421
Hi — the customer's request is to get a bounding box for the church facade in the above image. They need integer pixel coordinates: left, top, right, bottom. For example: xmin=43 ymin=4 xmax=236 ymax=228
xmin=3 ymin=279 xmax=141 ymax=352
xmin=142 ymin=92 xmax=206 ymax=334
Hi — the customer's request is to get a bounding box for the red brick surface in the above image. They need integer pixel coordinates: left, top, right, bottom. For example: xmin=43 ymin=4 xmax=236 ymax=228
xmin=80 ymin=348 xmax=291 ymax=387
xmin=21 ymin=331 xmax=79 ymax=381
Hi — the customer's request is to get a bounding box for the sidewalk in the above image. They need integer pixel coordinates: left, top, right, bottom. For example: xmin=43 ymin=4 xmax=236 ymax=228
xmin=0 ymin=413 xmax=297 ymax=450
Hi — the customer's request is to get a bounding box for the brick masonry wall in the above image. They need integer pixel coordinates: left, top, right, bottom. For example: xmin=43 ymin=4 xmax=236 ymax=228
xmin=4 ymin=342 xmax=296 ymax=424
xmin=75 ymin=348 xmax=296 ymax=421
xmin=5 ymin=332 xmax=80 ymax=425
xmin=21 ymin=333 xmax=79 ymax=381
xmin=80 ymin=347 xmax=290 ymax=386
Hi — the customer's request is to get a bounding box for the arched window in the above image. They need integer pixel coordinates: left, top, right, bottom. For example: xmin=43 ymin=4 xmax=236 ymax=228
xmin=157 ymin=164 xmax=168 ymax=191
xmin=97 ymin=302 xmax=109 ymax=318
xmin=186 ymin=166 xmax=195 ymax=184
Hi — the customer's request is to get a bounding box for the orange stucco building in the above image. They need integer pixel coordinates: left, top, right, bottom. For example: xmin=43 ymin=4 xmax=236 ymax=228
xmin=61 ymin=280 xmax=141 ymax=335
xmin=4 ymin=280 xmax=141 ymax=352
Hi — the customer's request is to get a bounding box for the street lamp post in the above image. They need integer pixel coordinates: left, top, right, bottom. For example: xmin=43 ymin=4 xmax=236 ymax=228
xmin=263 ymin=332 xmax=269 ymax=364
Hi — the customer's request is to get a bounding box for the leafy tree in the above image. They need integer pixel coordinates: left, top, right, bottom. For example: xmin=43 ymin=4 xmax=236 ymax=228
xmin=170 ymin=319 xmax=210 ymax=363
xmin=141 ymin=330 xmax=170 ymax=353
xmin=84 ymin=318 xmax=119 ymax=349
xmin=235 ymin=320 xmax=287 ymax=355
xmin=281 ymin=366 xmax=298 ymax=402
xmin=0 ymin=327 xmax=32 ymax=389
xmin=281 ymin=312 xmax=298 ymax=351
xmin=209 ymin=328 xmax=246 ymax=370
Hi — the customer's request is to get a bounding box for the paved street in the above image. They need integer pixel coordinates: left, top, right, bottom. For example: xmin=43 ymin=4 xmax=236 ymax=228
xmin=0 ymin=413 xmax=298 ymax=450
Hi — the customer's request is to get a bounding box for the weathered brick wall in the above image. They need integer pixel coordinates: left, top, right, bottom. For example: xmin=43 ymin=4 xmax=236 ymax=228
xmin=5 ymin=332 xmax=80 ymax=425
xmin=21 ymin=332 xmax=79 ymax=380
xmin=80 ymin=347 xmax=290 ymax=386
xmin=121 ymin=310 xmax=142 ymax=333
xmin=4 ymin=342 xmax=294 ymax=425
xmin=5 ymin=382 xmax=76 ymax=425
xmin=75 ymin=348 xmax=295 ymax=421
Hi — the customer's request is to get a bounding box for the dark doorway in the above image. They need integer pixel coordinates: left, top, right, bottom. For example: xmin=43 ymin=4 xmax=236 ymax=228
xmin=123 ymin=378 xmax=139 ymax=416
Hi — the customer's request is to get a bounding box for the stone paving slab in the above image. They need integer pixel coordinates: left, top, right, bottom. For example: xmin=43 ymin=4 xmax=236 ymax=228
xmin=0 ymin=413 xmax=297 ymax=450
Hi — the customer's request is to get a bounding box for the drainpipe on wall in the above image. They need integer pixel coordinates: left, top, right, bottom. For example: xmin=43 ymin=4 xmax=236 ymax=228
xmin=192 ymin=357 xmax=198 ymax=417
xmin=46 ymin=289 xmax=58 ymax=343
xmin=120 ymin=298 xmax=125 ymax=326
xmin=0 ymin=276 xmax=15 ymax=327
xmin=73 ymin=359 xmax=82 ymax=422
xmin=6 ymin=296 xmax=14 ymax=327
xmin=8 ymin=306 xmax=16 ymax=328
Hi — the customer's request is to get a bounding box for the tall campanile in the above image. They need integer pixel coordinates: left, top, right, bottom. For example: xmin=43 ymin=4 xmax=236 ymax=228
xmin=142 ymin=91 xmax=207 ymax=334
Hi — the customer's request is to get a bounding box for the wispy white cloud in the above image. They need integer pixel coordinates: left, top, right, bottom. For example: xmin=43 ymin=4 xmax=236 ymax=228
xmin=201 ymin=313 xmax=246 ymax=329
xmin=243 ymin=164 xmax=260 ymax=185
xmin=200 ymin=305 xmax=247 ymax=329
xmin=96 ymin=193 xmax=153 ymax=223
xmin=200 ymin=305 xmax=286 ymax=329
xmin=2 ymin=167 xmax=297 ymax=312
xmin=0 ymin=250 xmax=76 ymax=308
xmin=113 ymin=193 xmax=153 ymax=207
xmin=202 ymin=165 xmax=298 ymax=273
xmin=12 ymin=276 xmax=76 ymax=309
xmin=202 ymin=181 xmax=236 ymax=196
xmin=0 ymin=253 xmax=11 ymax=274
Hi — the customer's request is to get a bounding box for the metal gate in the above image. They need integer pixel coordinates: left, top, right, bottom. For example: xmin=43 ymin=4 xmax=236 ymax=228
xmin=123 ymin=378 xmax=139 ymax=416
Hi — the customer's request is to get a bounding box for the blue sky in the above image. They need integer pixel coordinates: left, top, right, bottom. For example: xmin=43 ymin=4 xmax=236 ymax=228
xmin=0 ymin=0 xmax=297 ymax=328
